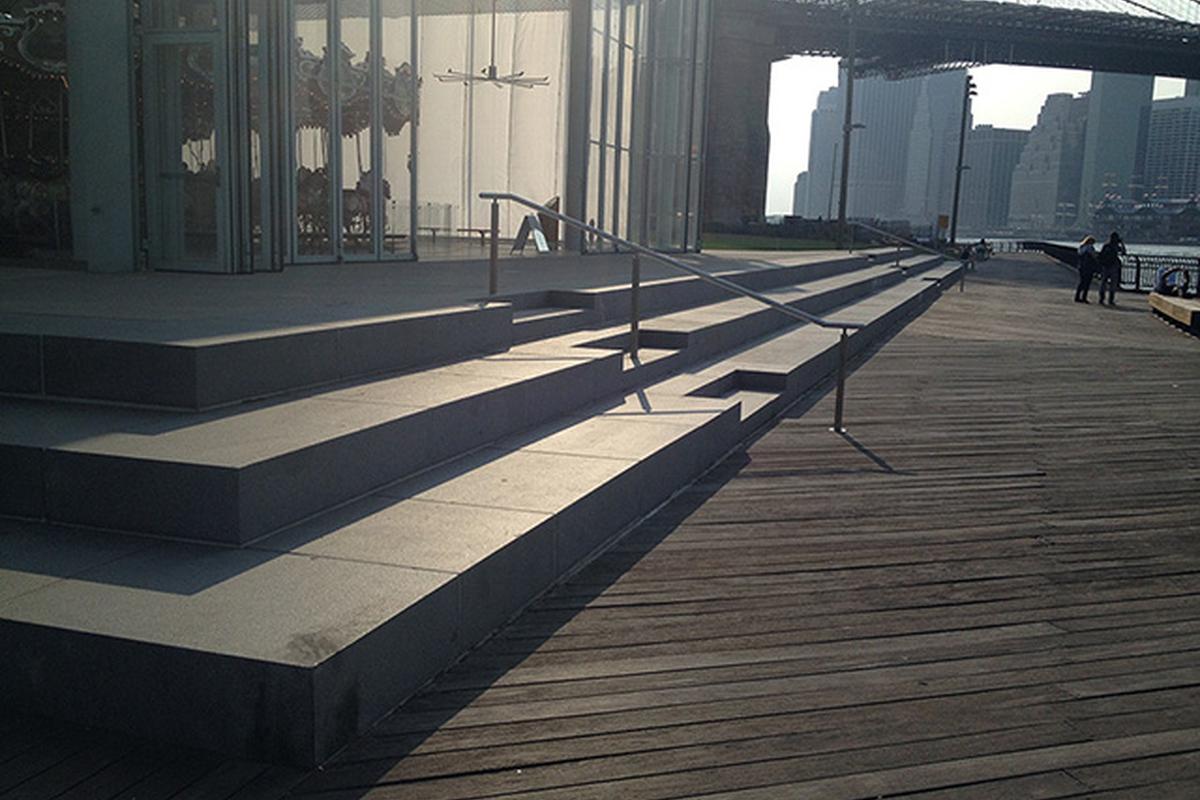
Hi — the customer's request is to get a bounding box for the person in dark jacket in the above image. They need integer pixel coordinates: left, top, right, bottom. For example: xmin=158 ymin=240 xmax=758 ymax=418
xmin=1096 ymin=231 xmax=1126 ymax=306
xmin=1075 ymin=236 xmax=1098 ymax=303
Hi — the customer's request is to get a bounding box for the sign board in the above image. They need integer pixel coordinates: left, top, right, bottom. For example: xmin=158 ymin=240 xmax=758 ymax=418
xmin=511 ymin=214 xmax=551 ymax=254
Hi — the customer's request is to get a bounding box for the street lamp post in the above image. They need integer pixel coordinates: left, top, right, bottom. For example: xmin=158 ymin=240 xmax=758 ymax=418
xmin=836 ymin=0 xmax=858 ymax=247
xmin=827 ymin=142 xmax=839 ymax=220
xmin=949 ymin=73 xmax=977 ymax=247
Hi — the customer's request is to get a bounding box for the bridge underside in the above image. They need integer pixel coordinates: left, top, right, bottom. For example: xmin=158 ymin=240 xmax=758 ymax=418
xmin=772 ymin=0 xmax=1200 ymax=79
xmin=703 ymin=0 xmax=1200 ymax=229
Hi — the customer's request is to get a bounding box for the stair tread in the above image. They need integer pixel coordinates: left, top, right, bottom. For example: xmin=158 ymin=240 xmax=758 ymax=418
xmin=0 ymin=260 xmax=955 ymax=764
xmin=0 ymin=398 xmax=736 ymax=664
xmin=513 ymin=307 xmax=593 ymax=323
xmin=0 ymin=347 xmax=614 ymax=465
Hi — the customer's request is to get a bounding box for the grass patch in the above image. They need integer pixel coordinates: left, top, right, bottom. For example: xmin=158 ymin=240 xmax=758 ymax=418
xmin=702 ymin=233 xmax=841 ymax=251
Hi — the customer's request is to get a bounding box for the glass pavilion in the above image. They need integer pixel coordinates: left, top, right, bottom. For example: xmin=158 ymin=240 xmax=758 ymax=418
xmin=3 ymin=0 xmax=709 ymax=273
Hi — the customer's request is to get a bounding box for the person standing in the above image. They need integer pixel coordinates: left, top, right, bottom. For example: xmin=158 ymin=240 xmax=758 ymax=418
xmin=1096 ymin=231 xmax=1126 ymax=306
xmin=1075 ymin=236 xmax=1099 ymax=303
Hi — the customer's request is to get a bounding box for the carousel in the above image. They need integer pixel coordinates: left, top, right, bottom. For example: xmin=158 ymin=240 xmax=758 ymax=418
xmin=0 ymin=0 xmax=68 ymax=258
xmin=292 ymin=40 xmax=416 ymax=253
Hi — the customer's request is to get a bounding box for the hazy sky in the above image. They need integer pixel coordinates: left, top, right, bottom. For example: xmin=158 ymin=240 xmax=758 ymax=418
xmin=765 ymin=56 xmax=1189 ymax=214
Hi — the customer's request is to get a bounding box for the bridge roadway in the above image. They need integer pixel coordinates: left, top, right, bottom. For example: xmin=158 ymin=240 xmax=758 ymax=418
xmin=3 ymin=255 xmax=1199 ymax=798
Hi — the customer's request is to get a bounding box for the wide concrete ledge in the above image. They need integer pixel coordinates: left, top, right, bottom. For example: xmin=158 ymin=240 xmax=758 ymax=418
xmin=0 ymin=304 xmax=514 ymax=410
xmin=0 ymin=349 xmax=621 ymax=543
xmin=0 ymin=403 xmax=742 ymax=766
xmin=0 ymin=258 xmax=956 ymax=767
xmin=0 ymin=258 xmax=934 ymax=542
xmin=1149 ymin=292 xmax=1200 ymax=334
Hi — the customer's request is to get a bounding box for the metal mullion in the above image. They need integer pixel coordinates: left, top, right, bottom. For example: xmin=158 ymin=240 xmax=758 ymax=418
xmin=371 ymin=0 xmax=384 ymax=260
xmin=680 ymin=0 xmax=701 ymax=252
xmin=636 ymin=0 xmax=656 ymax=248
xmin=628 ymin=0 xmax=643 ymax=243
xmin=331 ymin=0 xmax=344 ymax=261
xmin=285 ymin=0 xmax=301 ymax=263
xmin=410 ymin=0 xmax=419 ymax=260
xmin=693 ymin=0 xmax=714 ymax=252
xmin=611 ymin=0 xmax=628 ymax=240
xmin=228 ymin=0 xmax=251 ymax=273
xmin=596 ymin=0 xmax=612 ymax=238
xmin=265 ymin=0 xmax=286 ymax=270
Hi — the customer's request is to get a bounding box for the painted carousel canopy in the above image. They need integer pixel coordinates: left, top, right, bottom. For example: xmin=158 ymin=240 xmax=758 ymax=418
xmin=293 ymin=44 xmax=416 ymax=135
xmin=0 ymin=1 xmax=66 ymax=84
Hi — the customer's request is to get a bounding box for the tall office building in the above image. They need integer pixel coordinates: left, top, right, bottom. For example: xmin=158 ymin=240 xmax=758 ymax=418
xmin=1077 ymin=72 xmax=1153 ymax=221
xmin=1009 ymin=93 xmax=1089 ymax=231
xmin=842 ymin=72 xmax=923 ymax=220
xmin=799 ymin=69 xmax=970 ymax=225
xmin=792 ymin=172 xmax=809 ymax=216
xmin=803 ymin=86 xmax=843 ymax=218
xmin=959 ymin=125 xmax=1028 ymax=233
xmin=1145 ymin=95 xmax=1200 ymax=200
xmin=902 ymin=71 xmax=967 ymax=226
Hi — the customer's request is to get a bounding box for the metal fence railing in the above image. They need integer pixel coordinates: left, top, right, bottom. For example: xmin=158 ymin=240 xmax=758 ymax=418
xmin=1016 ymin=241 xmax=1200 ymax=293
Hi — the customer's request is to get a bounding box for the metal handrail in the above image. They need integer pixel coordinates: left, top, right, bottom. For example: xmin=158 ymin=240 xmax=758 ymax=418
xmin=481 ymin=192 xmax=866 ymax=332
xmin=481 ymin=191 xmax=876 ymax=432
xmin=849 ymin=220 xmax=965 ymax=291
xmin=849 ymin=219 xmax=945 ymax=259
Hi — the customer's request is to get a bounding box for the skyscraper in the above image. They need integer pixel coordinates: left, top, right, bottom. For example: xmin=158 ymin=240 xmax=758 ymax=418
xmin=902 ymin=71 xmax=967 ymax=226
xmin=841 ymin=72 xmax=922 ymax=220
xmin=803 ymin=86 xmax=843 ymax=219
xmin=1145 ymin=95 xmax=1200 ymax=200
xmin=959 ymin=125 xmax=1029 ymax=233
xmin=792 ymin=172 xmax=809 ymax=217
xmin=1009 ymin=93 xmax=1089 ymax=232
xmin=1077 ymin=72 xmax=1153 ymax=222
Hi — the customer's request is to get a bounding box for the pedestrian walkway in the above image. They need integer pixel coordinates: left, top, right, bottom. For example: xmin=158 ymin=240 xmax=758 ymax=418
xmin=4 ymin=255 xmax=1199 ymax=798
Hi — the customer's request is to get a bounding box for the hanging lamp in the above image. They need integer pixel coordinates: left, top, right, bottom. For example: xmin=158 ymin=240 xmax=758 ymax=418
xmin=435 ymin=0 xmax=550 ymax=89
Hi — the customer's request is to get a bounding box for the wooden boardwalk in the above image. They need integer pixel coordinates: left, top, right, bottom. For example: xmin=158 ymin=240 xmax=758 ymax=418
xmin=4 ymin=256 xmax=1199 ymax=798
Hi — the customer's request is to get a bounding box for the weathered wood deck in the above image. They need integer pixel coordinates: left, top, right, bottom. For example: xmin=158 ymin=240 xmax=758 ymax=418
xmin=4 ymin=256 xmax=1199 ymax=798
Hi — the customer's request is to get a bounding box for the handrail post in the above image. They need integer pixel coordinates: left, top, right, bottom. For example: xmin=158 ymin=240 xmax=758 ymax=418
xmin=488 ymin=199 xmax=500 ymax=296
xmin=630 ymin=252 xmax=641 ymax=358
xmin=960 ymin=257 xmax=966 ymax=292
xmin=833 ymin=327 xmax=849 ymax=434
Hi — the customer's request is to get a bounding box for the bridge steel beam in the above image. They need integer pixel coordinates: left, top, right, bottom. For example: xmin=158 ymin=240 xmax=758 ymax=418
xmin=765 ymin=0 xmax=1200 ymax=80
xmin=702 ymin=4 xmax=782 ymax=229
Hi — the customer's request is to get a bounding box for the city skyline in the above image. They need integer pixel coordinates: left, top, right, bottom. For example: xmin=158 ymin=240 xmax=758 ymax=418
xmin=767 ymin=56 xmax=1188 ymax=214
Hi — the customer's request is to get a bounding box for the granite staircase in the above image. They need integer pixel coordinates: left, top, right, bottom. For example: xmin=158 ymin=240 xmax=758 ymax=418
xmin=0 ymin=249 xmax=959 ymax=766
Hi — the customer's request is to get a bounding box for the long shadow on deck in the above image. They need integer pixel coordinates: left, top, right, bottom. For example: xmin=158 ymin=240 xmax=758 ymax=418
xmin=287 ymin=288 xmax=934 ymax=797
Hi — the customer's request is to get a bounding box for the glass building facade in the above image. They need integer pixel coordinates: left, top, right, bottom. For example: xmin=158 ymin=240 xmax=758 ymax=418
xmin=13 ymin=0 xmax=710 ymax=274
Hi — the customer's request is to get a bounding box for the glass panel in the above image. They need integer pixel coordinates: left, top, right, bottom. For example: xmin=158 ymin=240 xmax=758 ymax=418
xmin=340 ymin=3 xmax=373 ymax=256
xmin=146 ymin=41 xmax=221 ymax=265
xmin=0 ymin=1 xmax=70 ymax=259
xmin=293 ymin=0 xmax=333 ymax=257
xmin=382 ymin=0 xmax=414 ymax=257
xmin=247 ymin=1 xmax=266 ymax=265
xmin=147 ymin=0 xmax=219 ymax=30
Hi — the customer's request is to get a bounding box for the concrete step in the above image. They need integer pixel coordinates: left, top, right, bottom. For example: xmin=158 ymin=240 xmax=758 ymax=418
xmin=0 ymin=251 xmax=902 ymax=411
xmin=0 ymin=257 xmax=927 ymax=544
xmin=0 ymin=348 xmax=621 ymax=543
xmin=575 ymin=254 xmax=942 ymax=388
xmin=512 ymin=306 xmax=600 ymax=343
xmin=0 ymin=261 xmax=959 ymax=768
xmin=0 ymin=304 xmax=515 ymax=410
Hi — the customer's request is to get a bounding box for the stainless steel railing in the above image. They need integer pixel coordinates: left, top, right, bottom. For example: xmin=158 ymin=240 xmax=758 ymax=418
xmin=849 ymin=220 xmax=966 ymax=291
xmin=480 ymin=191 xmax=874 ymax=432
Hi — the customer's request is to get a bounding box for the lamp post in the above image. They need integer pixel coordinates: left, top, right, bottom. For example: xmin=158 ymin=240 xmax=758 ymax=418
xmin=836 ymin=0 xmax=859 ymax=247
xmin=949 ymin=73 xmax=977 ymax=247
xmin=827 ymin=142 xmax=839 ymax=220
